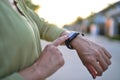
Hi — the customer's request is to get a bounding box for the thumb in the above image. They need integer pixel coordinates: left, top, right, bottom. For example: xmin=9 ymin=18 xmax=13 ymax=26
xmin=52 ymin=35 xmax=68 ymax=47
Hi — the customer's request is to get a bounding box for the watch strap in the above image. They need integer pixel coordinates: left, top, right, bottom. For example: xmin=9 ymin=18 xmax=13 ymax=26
xmin=65 ymin=32 xmax=80 ymax=49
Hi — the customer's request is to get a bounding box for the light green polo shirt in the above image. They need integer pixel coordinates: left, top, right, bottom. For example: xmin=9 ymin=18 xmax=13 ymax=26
xmin=0 ymin=0 xmax=65 ymax=79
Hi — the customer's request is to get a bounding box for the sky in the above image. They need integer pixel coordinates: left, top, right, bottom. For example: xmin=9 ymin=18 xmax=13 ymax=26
xmin=32 ymin=0 xmax=119 ymax=27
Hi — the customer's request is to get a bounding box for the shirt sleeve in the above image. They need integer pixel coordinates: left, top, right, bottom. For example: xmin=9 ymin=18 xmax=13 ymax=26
xmin=27 ymin=8 xmax=66 ymax=41
xmin=1 ymin=73 xmax=24 ymax=80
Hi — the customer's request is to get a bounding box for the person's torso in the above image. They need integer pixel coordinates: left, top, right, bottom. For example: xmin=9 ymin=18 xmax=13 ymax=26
xmin=0 ymin=0 xmax=41 ymax=78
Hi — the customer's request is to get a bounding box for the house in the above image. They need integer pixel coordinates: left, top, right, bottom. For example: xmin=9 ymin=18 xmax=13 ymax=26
xmin=104 ymin=2 xmax=120 ymax=37
xmin=64 ymin=1 xmax=120 ymax=37
xmin=91 ymin=1 xmax=120 ymax=37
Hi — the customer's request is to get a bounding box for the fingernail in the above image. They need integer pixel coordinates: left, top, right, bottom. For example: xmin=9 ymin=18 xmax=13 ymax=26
xmin=64 ymin=35 xmax=69 ymax=38
xmin=92 ymin=75 xmax=95 ymax=79
xmin=91 ymin=72 xmax=96 ymax=79
xmin=92 ymin=74 xmax=96 ymax=79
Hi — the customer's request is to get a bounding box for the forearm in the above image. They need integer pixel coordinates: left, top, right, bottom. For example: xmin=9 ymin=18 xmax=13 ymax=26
xmin=19 ymin=35 xmax=68 ymax=80
xmin=19 ymin=63 xmax=44 ymax=80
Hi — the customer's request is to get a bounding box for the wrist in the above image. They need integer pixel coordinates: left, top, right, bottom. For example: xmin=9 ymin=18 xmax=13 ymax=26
xmin=19 ymin=63 xmax=44 ymax=80
xmin=32 ymin=62 xmax=46 ymax=80
xmin=65 ymin=32 xmax=80 ymax=49
xmin=65 ymin=31 xmax=84 ymax=49
xmin=70 ymin=34 xmax=89 ymax=51
xmin=60 ymin=30 xmax=86 ymax=50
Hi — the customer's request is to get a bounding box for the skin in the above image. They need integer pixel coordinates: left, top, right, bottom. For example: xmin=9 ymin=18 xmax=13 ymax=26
xmin=19 ymin=31 xmax=112 ymax=80
xmin=19 ymin=35 xmax=69 ymax=80
xmin=62 ymin=31 xmax=111 ymax=78
xmin=70 ymin=34 xmax=111 ymax=78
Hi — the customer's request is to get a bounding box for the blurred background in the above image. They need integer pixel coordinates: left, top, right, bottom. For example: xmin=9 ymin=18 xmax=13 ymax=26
xmin=25 ymin=0 xmax=120 ymax=80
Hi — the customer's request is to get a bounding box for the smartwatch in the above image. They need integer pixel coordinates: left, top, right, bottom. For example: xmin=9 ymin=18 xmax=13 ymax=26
xmin=65 ymin=32 xmax=84 ymax=49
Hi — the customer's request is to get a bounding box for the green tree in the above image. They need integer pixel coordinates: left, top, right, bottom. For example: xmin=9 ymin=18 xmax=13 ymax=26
xmin=73 ymin=17 xmax=83 ymax=24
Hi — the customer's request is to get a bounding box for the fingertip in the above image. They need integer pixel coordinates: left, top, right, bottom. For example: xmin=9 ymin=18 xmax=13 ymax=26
xmin=53 ymin=35 xmax=69 ymax=46
xmin=64 ymin=35 xmax=69 ymax=39
xmin=103 ymin=48 xmax=112 ymax=59
xmin=109 ymin=54 xmax=112 ymax=59
xmin=86 ymin=64 xmax=97 ymax=79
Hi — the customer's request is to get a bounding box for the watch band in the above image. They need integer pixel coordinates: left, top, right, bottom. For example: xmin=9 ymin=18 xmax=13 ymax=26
xmin=65 ymin=32 xmax=84 ymax=49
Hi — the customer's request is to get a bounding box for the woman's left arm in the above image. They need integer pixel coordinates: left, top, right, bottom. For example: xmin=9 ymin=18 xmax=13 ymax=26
xmin=60 ymin=31 xmax=112 ymax=79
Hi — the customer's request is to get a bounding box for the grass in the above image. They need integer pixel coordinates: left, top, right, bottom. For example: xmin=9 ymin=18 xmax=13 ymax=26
xmin=107 ymin=35 xmax=120 ymax=40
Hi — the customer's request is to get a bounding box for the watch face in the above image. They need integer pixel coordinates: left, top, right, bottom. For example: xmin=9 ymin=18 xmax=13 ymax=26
xmin=65 ymin=32 xmax=80 ymax=49
xmin=68 ymin=32 xmax=75 ymax=38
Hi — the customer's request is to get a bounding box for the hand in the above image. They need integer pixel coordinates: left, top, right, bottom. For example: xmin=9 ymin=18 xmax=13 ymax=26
xmin=35 ymin=35 xmax=68 ymax=79
xmin=19 ymin=35 xmax=68 ymax=80
xmin=71 ymin=35 xmax=112 ymax=79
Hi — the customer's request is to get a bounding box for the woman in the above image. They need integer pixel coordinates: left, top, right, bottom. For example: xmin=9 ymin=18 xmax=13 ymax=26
xmin=0 ymin=0 xmax=111 ymax=80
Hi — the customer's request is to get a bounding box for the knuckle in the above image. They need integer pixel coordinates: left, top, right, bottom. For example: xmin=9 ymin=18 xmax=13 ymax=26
xmin=88 ymin=56 xmax=95 ymax=62
xmin=45 ymin=44 xmax=55 ymax=51
xmin=97 ymin=72 xmax=103 ymax=76
xmin=94 ymin=49 xmax=101 ymax=58
xmin=102 ymin=48 xmax=105 ymax=51
xmin=84 ymin=57 xmax=97 ymax=66
xmin=57 ymin=38 xmax=62 ymax=42
xmin=46 ymin=44 xmax=52 ymax=48
xmin=58 ymin=58 xmax=65 ymax=66
xmin=109 ymin=54 xmax=112 ymax=59
xmin=101 ymin=47 xmax=106 ymax=51
xmin=97 ymin=68 xmax=103 ymax=76
xmin=108 ymin=60 xmax=111 ymax=65
xmin=103 ymin=66 xmax=108 ymax=71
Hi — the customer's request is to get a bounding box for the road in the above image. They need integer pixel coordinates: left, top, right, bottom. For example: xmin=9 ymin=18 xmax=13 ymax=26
xmin=41 ymin=35 xmax=120 ymax=80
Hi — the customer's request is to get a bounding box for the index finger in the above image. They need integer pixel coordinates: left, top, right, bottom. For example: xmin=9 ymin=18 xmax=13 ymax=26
xmin=52 ymin=35 xmax=68 ymax=47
